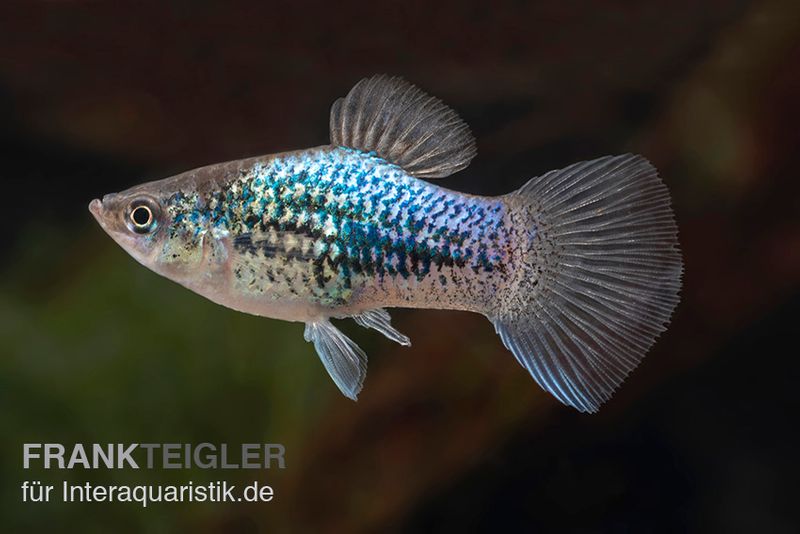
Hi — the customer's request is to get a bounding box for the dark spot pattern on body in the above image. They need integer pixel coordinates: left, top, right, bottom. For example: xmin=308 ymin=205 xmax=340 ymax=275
xmin=166 ymin=148 xmax=511 ymax=304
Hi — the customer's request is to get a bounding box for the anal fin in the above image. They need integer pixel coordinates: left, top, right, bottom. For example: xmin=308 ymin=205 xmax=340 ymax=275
xmin=352 ymin=308 xmax=411 ymax=346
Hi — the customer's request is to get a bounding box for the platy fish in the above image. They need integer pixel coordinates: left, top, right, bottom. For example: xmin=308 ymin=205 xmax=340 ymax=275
xmin=89 ymin=75 xmax=682 ymax=412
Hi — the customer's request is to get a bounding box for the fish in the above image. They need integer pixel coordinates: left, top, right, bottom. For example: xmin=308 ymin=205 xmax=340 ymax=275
xmin=89 ymin=75 xmax=683 ymax=412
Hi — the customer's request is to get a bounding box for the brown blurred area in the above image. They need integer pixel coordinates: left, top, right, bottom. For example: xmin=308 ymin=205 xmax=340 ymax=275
xmin=1 ymin=1 xmax=799 ymax=532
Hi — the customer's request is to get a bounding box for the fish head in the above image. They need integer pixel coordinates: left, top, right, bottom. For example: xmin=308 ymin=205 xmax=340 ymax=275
xmin=89 ymin=181 xmax=209 ymax=282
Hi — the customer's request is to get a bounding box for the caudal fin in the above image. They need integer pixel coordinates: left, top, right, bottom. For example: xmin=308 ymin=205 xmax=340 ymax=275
xmin=492 ymin=154 xmax=682 ymax=413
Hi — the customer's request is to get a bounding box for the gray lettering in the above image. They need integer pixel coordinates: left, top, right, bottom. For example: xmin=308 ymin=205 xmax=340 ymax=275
xmin=44 ymin=443 xmax=65 ymax=469
xmin=67 ymin=444 xmax=90 ymax=469
xmin=194 ymin=443 xmax=216 ymax=469
xmin=265 ymin=444 xmax=286 ymax=469
xmin=241 ymin=444 xmax=259 ymax=468
xmin=162 ymin=443 xmax=181 ymax=469
xmin=92 ymin=444 xmax=114 ymax=469
xmin=117 ymin=443 xmax=139 ymax=469
xmin=23 ymin=444 xmax=41 ymax=469
xmin=139 ymin=443 xmax=159 ymax=468
xmin=221 ymin=444 xmax=239 ymax=469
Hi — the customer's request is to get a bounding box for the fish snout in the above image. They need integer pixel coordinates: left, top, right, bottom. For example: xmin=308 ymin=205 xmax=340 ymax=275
xmin=88 ymin=198 xmax=103 ymax=218
xmin=89 ymin=193 xmax=123 ymax=220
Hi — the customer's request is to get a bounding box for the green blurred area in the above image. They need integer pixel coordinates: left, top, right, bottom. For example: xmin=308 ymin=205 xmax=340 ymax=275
xmin=0 ymin=225 xmax=325 ymax=531
xmin=1 ymin=0 xmax=799 ymax=532
xmin=1 ymin=220 xmax=535 ymax=532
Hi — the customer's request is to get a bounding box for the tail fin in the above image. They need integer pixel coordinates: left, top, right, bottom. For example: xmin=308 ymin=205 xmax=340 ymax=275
xmin=492 ymin=154 xmax=683 ymax=413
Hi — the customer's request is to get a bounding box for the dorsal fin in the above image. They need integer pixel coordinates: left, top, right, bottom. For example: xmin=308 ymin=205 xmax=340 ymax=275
xmin=329 ymin=75 xmax=476 ymax=178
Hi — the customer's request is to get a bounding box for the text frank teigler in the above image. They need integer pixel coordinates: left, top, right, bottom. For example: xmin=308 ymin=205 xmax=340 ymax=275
xmin=21 ymin=443 xmax=285 ymax=507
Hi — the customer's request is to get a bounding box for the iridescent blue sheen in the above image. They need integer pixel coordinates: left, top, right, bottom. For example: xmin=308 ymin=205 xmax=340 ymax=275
xmin=169 ymin=146 xmax=509 ymax=304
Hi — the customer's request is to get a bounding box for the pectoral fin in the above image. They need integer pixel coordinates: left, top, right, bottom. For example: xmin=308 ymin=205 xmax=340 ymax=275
xmin=352 ymin=308 xmax=411 ymax=346
xmin=304 ymin=320 xmax=368 ymax=400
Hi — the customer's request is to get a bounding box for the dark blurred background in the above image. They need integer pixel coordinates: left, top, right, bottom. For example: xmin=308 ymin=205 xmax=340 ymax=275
xmin=1 ymin=0 xmax=799 ymax=532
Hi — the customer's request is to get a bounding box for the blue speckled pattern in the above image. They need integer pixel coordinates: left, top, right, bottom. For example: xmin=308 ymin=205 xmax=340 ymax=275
xmin=165 ymin=146 xmax=512 ymax=310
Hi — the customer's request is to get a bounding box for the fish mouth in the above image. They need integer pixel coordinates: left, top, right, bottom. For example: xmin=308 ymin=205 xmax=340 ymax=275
xmin=88 ymin=198 xmax=103 ymax=220
xmin=88 ymin=196 xmax=133 ymax=252
xmin=88 ymin=198 xmax=112 ymax=233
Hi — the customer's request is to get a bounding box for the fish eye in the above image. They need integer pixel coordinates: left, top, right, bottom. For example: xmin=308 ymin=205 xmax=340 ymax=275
xmin=126 ymin=198 xmax=160 ymax=234
xmin=132 ymin=206 xmax=152 ymax=226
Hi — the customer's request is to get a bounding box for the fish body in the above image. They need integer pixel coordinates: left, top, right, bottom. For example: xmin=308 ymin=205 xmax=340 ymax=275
xmin=147 ymin=146 xmax=510 ymax=322
xmin=90 ymin=75 xmax=683 ymax=411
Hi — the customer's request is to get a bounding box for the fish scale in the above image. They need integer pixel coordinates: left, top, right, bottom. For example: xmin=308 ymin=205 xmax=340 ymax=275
xmin=90 ymin=75 xmax=682 ymax=409
xmin=171 ymin=146 xmax=511 ymax=310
